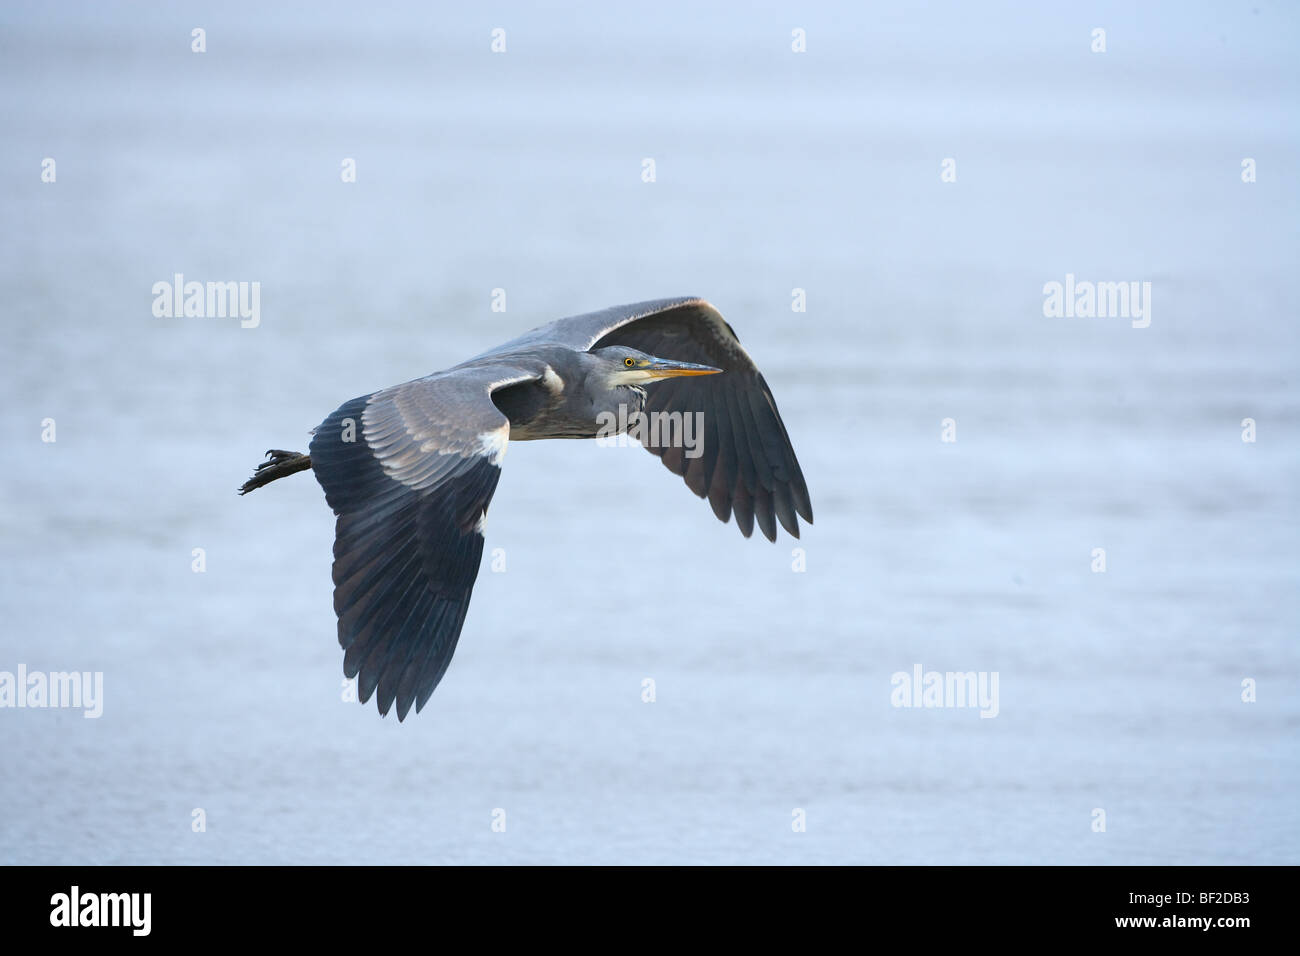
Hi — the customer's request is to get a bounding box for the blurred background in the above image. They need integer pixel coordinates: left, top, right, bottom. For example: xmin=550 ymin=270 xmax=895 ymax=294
xmin=1 ymin=1 xmax=1296 ymax=864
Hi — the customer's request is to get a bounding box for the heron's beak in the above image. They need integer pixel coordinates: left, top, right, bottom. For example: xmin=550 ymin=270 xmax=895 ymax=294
xmin=642 ymin=358 xmax=723 ymax=379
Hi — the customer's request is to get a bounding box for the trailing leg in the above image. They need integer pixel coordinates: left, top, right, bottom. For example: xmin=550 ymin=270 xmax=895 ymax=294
xmin=239 ymin=449 xmax=312 ymax=495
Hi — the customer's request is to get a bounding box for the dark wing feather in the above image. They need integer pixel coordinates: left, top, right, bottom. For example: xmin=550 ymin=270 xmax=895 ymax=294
xmin=531 ymin=298 xmax=813 ymax=542
xmin=308 ymin=365 xmax=535 ymax=719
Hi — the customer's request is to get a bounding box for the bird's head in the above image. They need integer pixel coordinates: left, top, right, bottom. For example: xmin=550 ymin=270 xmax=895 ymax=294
xmin=593 ymin=346 xmax=722 ymax=387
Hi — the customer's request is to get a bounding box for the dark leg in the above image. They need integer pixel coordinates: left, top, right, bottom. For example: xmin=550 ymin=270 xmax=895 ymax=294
xmin=238 ymin=449 xmax=313 ymax=495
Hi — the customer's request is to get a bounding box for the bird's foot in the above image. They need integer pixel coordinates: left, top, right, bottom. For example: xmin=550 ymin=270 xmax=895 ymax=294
xmin=261 ymin=449 xmax=302 ymax=468
xmin=238 ymin=449 xmax=312 ymax=495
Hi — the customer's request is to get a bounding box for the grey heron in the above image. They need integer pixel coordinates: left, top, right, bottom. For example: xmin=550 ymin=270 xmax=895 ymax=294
xmin=239 ymin=297 xmax=812 ymax=719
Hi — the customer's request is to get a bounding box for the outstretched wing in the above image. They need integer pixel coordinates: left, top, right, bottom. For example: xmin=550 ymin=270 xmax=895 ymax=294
xmin=308 ymin=364 xmax=537 ymax=720
xmin=486 ymin=297 xmax=812 ymax=541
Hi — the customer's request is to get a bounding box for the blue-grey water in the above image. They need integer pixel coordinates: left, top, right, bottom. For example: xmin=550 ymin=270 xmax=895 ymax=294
xmin=1 ymin=1 xmax=1297 ymax=864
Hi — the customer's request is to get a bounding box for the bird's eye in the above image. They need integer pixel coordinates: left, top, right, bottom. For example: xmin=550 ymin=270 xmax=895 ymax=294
xmin=624 ymin=357 xmax=636 ymax=367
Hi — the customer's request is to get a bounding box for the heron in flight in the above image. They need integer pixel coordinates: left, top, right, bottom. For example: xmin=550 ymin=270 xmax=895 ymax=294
xmin=240 ymin=297 xmax=812 ymax=720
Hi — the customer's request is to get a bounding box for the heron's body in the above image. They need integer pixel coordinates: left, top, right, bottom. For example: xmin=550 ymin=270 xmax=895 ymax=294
xmin=467 ymin=345 xmax=650 ymax=441
xmin=241 ymin=297 xmax=811 ymax=720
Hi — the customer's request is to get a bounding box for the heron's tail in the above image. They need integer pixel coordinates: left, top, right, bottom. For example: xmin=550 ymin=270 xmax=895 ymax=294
xmin=239 ymin=449 xmax=312 ymax=495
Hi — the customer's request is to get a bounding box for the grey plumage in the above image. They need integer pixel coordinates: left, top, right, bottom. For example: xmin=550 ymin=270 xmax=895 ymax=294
xmin=241 ymin=297 xmax=812 ymax=720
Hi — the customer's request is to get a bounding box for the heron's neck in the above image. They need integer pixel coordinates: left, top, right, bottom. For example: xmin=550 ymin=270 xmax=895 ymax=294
xmin=593 ymin=383 xmax=646 ymax=427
